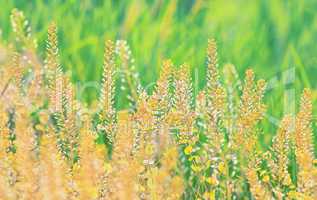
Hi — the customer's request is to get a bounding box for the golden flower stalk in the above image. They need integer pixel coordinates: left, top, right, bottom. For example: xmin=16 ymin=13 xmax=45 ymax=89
xmin=171 ymin=63 xmax=195 ymax=145
xmin=97 ymin=39 xmax=117 ymax=148
xmin=294 ymin=89 xmax=317 ymax=198
xmin=150 ymin=60 xmax=174 ymax=156
xmin=234 ymin=69 xmax=266 ymax=157
xmin=107 ymin=111 xmax=142 ymax=199
xmin=39 ymin=132 xmax=68 ymax=200
xmin=246 ymin=167 xmax=272 ymax=200
xmin=47 ymin=22 xmax=63 ymax=114
xmin=147 ymin=146 xmax=184 ymax=200
xmin=115 ymin=40 xmax=141 ymax=105
xmin=77 ymin=117 xmax=107 ymax=199
xmin=205 ymin=38 xmax=225 ymax=131
xmin=268 ymin=116 xmax=293 ymax=187
xmin=10 ymin=8 xmax=36 ymax=50
xmin=99 ymin=40 xmax=115 ymax=118
xmin=14 ymin=106 xmax=40 ymax=199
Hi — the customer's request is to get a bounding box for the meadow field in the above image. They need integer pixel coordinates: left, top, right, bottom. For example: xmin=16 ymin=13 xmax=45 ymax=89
xmin=0 ymin=0 xmax=316 ymax=199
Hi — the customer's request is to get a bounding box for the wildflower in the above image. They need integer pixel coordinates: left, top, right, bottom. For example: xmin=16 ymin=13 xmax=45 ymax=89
xmin=204 ymin=38 xmax=226 ymax=152
xmin=35 ymin=124 xmax=45 ymax=132
xmin=104 ymin=163 xmax=112 ymax=173
xmin=115 ymin=40 xmax=141 ymax=104
xmin=99 ymin=40 xmax=115 ymax=117
xmin=145 ymin=144 xmax=154 ymax=155
xmin=204 ymin=190 xmax=216 ymax=200
xmin=191 ymin=164 xmax=202 ymax=172
xmin=262 ymin=175 xmax=270 ymax=183
xmin=234 ymin=69 xmax=266 ymax=158
xmin=206 ymin=176 xmax=218 ymax=186
xmin=246 ymin=168 xmax=271 ymax=200
xmin=218 ymin=162 xmax=225 ymax=174
xmin=294 ymin=89 xmax=317 ymax=197
xmin=184 ymin=145 xmax=193 ymax=155
xmin=10 ymin=8 xmax=36 ymax=50
xmin=288 ymin=191 xmax=299 ymax=199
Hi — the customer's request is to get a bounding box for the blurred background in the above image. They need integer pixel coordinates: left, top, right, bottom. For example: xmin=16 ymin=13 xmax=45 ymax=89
xmin=0 ymin=0 xmax=316 ymax=135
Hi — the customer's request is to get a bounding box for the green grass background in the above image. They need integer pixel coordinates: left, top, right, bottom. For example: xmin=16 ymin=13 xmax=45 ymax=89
xmin=0 ymin=0 xmax=316 ymax=141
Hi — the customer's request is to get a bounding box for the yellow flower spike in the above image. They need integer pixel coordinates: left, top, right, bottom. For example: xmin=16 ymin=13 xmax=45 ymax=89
xmin=35 ymin=124 xmax=45 ymax=132
xmin=7 ymin=152 xmax=15 ymax=161
xmin=72 ymin=162 xmax=81 ymax=173
xmin=95 ymin=144 xmax=106 ymax=155
xmin=204 ymin=190 xmax=216 ymax=200
xmin=288 ymin=191 xmax=299 ymax=199
xmin=206 ymin=176 xmax=218 ymax=186
xmin=191 ymin=164 xmax=202 ymax=172
xmin=313 ymin=159 xmax=317 ymax=165
xmin=283 ymin=175 xmax=292 ymax=186
xmin=205 ymin=160 xmax=211 ymax=167
xmin=104 ymin=163 xmax=112 ymax=173
xmin=262 ymin=175 xmax=270 ymax=183
xmin=145 ymin=144 xmax=154 ymax=155
xmin=178 ymin=137 xmax=189 ymax=144
xmin=188 ymin=156 xmax=195 ymax=161
xmin=289 ymin=184 xmax=296 ymax=189
xmin=209 ymin=190 xmax=216 ymax=200
xmin=138 ymin=185 xmax=146 ymax=192
xmin=184 ymin=145 xmax=193 ymax=155
xmin=59 ymin=131 xmax=66 ymax=138
xmin=218 ymin=162 xmax=225 ymax=174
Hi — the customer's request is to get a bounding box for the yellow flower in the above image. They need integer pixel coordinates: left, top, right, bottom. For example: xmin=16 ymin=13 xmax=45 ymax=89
xmin=199 ymin=176 xmax=206 ymax=183
xmin=184 ymin=145 xmax=193 ymax=155
xmin=95 ymin=144 xmax=107 ymax=155
xmin=35 ymin=124 xmax=45 ymax=132
xmin=191 ymin=164 xmax=202 ymax=172
xmin=288 ymin=191 xmax=299 ymax=199
xmin=204 ymin=190 xmax=216 ymax=200
xmin=145 ymin=144 xmax=154 ymax=155
xmin=218 ymin=162 xmax=225 ymax=174
xmin=206 ymin=176 xmax=218 ymax=186
xmin=262 ymin=175 xmax=270 ymax=183
xmin=138 ymin=185 xmax=146 ymax=192
xmin=289 ymin=184 xmax=296 ymax=190
xmin=283 ymin=175 xmax=292 ymax=186
xmin=189 ymin=155 xmax=198 ymax=161
xmin=209 ymin=190 xmax=216 ymax=200
xmin=104 ymin=163 xmax=112 ymax=173
xmin=72 ymin=162 xmax=81 ymax=173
